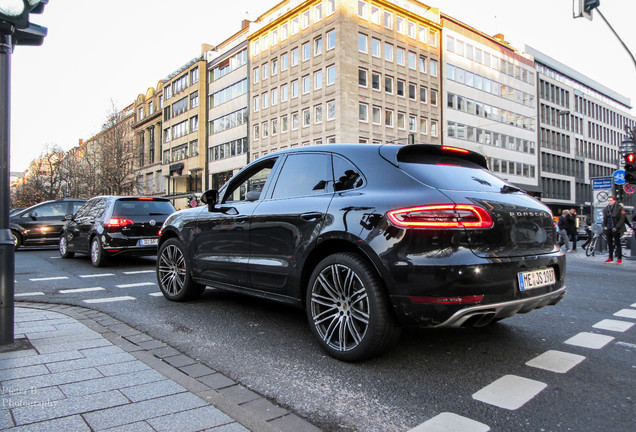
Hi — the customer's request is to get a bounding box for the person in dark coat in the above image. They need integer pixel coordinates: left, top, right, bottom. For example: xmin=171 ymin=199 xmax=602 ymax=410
xmin=602 ymin=196 xmax=627 ymax=263
xmin=565 ymin=209 xmax=578 ymax=252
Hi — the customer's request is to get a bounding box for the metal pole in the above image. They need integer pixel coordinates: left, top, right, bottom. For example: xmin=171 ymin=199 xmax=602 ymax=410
xmin=596 ymin=9 xmax=636 ymax=73
xmin=0 ymin=25 xmax=15 ymax=346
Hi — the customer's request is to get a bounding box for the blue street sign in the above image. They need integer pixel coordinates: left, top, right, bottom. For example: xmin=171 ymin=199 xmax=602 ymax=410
xmin=613 ymin=170 xmax=626 ymax=185
xmin=592 ymin=178 xmax=612 ymax=189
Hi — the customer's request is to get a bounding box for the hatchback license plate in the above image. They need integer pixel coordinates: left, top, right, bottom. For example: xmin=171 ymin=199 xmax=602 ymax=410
xmin=517 ymin=268 xmax=555 ymax=291
xmin=139 ymin=238 xmax=158 ymax=246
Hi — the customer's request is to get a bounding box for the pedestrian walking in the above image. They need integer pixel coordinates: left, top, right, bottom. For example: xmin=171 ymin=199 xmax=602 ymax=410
xmin=580 ymin=215 xmax=592 ymax=250
xmin=602 ymin=196 xmax=627 ymax=264
xmin=558 ymin=210 xmax=571 ymax=252
xmin=566 ymin=209 xmax=578 ymax=252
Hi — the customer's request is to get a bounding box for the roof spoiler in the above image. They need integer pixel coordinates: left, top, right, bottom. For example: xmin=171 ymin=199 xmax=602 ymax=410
xmin=379 ymin=144 xmax=488 ymax=169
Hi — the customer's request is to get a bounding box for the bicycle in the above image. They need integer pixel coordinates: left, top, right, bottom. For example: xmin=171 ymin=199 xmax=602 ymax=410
xmin=585 ymin=231 xmax=606 ymax=256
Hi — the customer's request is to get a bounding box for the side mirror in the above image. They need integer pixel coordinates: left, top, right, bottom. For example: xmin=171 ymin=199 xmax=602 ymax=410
xmin=246 ymin=191 xmax=261 ymax=202
xmin=201 ymin=189 xmax=219 ymax=212
xmin=64 ymin=214 xmax=73 ymax=221
xmin=29 ymin=211 xmax=38 ymax=220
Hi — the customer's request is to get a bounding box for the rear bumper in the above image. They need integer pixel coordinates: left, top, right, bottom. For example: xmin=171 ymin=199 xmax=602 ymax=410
xmin=102 ymin=235 xmax=159 ymax=256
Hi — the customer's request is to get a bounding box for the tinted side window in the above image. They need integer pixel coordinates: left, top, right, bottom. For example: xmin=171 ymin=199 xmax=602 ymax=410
xmin=114 ymin=200 xmax=174 ymax=216
xmin=74 ymin=200 xmax=95 ymax=218
xmin=33 ymin=202 xmax=67 ymax=217
xmin=271 ymin=153 xmax=332 ymax=199
xmin=71 ymin=201 xmax=85 ymax=215
xmin=333 ymin=156 xmax=363 ymax=191
xmin=224 ymin=158 xmax=277 ymax=203
xmin=88 ymin=199 xmax=109 ymax=219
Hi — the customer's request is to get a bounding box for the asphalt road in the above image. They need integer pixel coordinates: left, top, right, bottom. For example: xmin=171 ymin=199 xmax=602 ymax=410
xmin=12 ymin=247 xmax=636 ymax=432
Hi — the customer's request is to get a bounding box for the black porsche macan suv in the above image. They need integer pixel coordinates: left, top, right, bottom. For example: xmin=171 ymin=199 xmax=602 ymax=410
xmin=156 ymin=144 xmax=566 ymax=361
xmin=60 ymin=196 xmax=175 ymax=267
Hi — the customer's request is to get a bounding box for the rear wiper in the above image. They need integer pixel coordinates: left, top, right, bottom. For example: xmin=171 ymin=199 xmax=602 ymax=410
xmin=500 ymin=185 xmax=522 ymax=194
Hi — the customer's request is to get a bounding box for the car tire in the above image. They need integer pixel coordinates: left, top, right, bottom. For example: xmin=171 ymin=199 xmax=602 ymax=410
xmin=11 ymin=230 xmax=21 ymax=251
xmin=157 ymin=238 xmax=205 ymax=301
xmin=59 ymin=235 xmax=75 ymax=259
xmin=90 ymin=236 xmax=109 ymax=267
xmin=306 ymin=252 xmax=401 ymax=362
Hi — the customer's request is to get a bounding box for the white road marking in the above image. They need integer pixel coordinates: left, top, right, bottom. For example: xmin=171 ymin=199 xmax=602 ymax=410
xmin=472 ymin=375 xmax=547 ymax=410
xmin=564 ymin=332 xmax=615 ymax=349
xmin=15 ymin=292 xmax=45 ymax=297
xmin=79 ymin=273 xmax=115 ymax=278
xmin=616 ymin=342 xmax=636 ymax=349
xmin=49 ymin=256 xmax=61 ymax=259
xmin=614 ymin=309 xmax=636 ymax=319
xmin=83 ymin=296 xmax=136 ymax=304
xmin=408 ymin=412 xmax=490 ymax=432
xmin=59 ymin=287 xmax=106 ymax=294
xmin=526 ymin=350 xmax=586 ymax=373
xmin=116 ymin=282 xmax=156 ymax=288
xmin=29 ymin=276 xmax=68 ymax=281
xmin=123 ymin=270 xmax=155 ymax=275
xmin=149 ymin=292 xmax=164 ymax=297
xmin=593 ymin=319 xmax=634 ymax=332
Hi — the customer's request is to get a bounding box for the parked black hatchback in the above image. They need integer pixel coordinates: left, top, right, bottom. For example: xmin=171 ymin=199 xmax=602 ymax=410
xmin=10 ymin=199 xmax=86 ymax=250
xmin=156 ymin=144 xmax=566 ymax=361
xmin=60 ymin=196 xmax=175 ymax=267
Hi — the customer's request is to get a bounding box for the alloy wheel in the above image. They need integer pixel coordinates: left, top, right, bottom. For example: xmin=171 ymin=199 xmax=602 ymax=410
xmin=310 ymin=263 xmax=370 ymax=353
xmin=158 ymin=244 xmax=186 ymax=296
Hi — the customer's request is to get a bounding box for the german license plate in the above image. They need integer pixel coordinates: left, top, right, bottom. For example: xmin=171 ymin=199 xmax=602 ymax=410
xmin=139 ymin=238 xmax=158 ymax=246
xmin=517 ymin=268 xmax=556 ymax=291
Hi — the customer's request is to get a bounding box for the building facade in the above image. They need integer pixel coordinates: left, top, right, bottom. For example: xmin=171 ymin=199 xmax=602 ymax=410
xmin=441 ymin=15 xmax=539 ymax=194
xmin=527 ymin=46 xmax=636 ymax=215
xmin=133 ymin=83 xmax=165 ymax=197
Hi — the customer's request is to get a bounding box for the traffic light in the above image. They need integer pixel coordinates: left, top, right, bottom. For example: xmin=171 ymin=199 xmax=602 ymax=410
xmin=625 ymin=151 xmax=636 ymax=184
xmin=0 ymin=0 xmax=48 ymax=46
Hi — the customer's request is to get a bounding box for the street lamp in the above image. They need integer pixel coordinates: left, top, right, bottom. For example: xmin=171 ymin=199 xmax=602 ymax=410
xmin=0 ymin=0 xmax=48 ymax=346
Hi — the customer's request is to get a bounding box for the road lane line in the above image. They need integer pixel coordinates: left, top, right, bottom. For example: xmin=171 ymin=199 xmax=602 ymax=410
xmin=472 ymin=375 xmax=547 ymax=410
xmin=83 ymin=296 xmax=136 ymax=304
xmin=116 ymin=282 xmax=156 ymax=288
xmin=614 ymin=309 xmax=636 ymax=319
xmin=78 ymin=273 xmax=115 ymax=278
xmin=408 ymin=412 xmax=490 ymax=432
xmin=59 ymin=287 xmax=106 ymax=294
xmin=616 ymin=342 xmax=636 ymax=349
xmin=592 ymin=319 xmax=634 ymax=332
xmin=564 ymin=332 xmax=615 ymax=349
xmin=149 ymin=292 xmax=164 ymax=297
xmin=29 ymin=276 xmax=68 ymax=281
xmin=123 ymin=270 xmax=155 ymax=275
xmin=15 ymin=292 xmax=45 ymax=297
xmin=525 ymin=350 xmax=585 ymax=373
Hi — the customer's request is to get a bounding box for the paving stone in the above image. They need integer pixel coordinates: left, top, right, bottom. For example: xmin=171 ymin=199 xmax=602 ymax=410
xmin=32 ymin=338 xmax=112 ymax=354
xmin=79 ymin=345 xmax=123 ymax=357
xmin=0 ymin=408 xmax=14 ymax=429
xmin=147 ymin=405 xmax=234 ymax=432
xmin=120 ymin=380 xmax=186 ymax=402
xmin=203 ymin=423 xmax=250 ymax=432
xmin=269 ymin=413 xmax=323 ymax=432
xmin=107 ymin=323 xmax=140 ymax=337
xmin=0 ymin=349 xmax=38 ymax=361
xmin=0 ymin=350 xmax=83 ymax=371
xmin=12 ymin=389 xmax=129 ymax=425
xmin=1 ymin=414 xmax=92 ymax=431
xmin=0 ymin=363 xmax=49 ymax=380
xmin=2 ymin=368 xmax=104 ymax=392
xmin=101 ymin=421 xmax=157 ymax=432
xmin=180 ymin=363 xmax=215 ymax=378
xmin=199 ymin=373 xmax=236 ymax=390
xmin=25 ymin=327 xmax=101 ymax=342
xmin=136 ymin=340 xmax=166 ymax=350
xmin=124 ymin=333 xmax=154 ymax=344
xmin=46 ymin=352 xmax=137 ymax=373
xmin=83 ymin=393 xmax=208 ymax=430
xmin=1 ymin=385 xmax=66 ymax=406
xmin=149 ymin=346 xmax=181 ymax=359
xmin=240 ymin=397 xmax=288 ymax=421
xmin=217 ymin=384 xmax=261 ymax=404
xmin=97 ymin=360 xmax=151 ymax=377
xmin=163 ymin=354 xmax=197 ymax=368
xmin=59 ymin=369 xmax=166 ymax=397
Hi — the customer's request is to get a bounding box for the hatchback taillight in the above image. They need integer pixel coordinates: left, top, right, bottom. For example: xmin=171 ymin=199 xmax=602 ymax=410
xmin=105 ymin=217 xmax=133 ymax=228
xmin=387 ymin=204 xmax=493 ymax=229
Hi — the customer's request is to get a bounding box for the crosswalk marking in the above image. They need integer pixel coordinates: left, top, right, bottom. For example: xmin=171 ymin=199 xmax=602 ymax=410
xmin=408 ymin=412 xmax=490 ymax=432
xmin=79 ymin=273 xmax=115 ymax=278
xmin=29 ymin=276 xmax=68 ymax=281
xmin=15 ymin=292 xmax=45 ymax=297
xmin=116 ymin=282 xmax=156 ymax=288
xmin=472 ymin=375 xmax=547 ymax=410
xmin=592 ymin=319 xmax=634 ymax=332
xmin=525 ymin=350 xmax=585 ymax=373
xmin=59 ymin=287 xmax=106 ymax=294
xmin=83 ymin=296 xmax=136 ymax=304
xmin=614 ymin=309 xmax=636 ymax=319
xmin=564 ymin=332 xmax=615 ymax=349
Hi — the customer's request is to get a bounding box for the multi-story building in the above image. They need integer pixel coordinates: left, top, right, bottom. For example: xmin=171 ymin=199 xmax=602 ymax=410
xmin=160 ymin=53 xmax=209 ymax=209
xmin=133 ymin=83 xmax=165 ymax=197
xmin=527 ymin=46 xmax=636 ymax=215
xmin=441 ymin=15 xmax=539 ymax=194
xmin=207 ymin=23 xmax=250 ymax=190
xmin=247 ymin=0 xmax=442 ymax=158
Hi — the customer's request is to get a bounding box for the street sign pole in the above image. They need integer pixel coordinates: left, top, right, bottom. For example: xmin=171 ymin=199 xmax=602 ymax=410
xmin=0 ymin=25 xmax=15 ymax=345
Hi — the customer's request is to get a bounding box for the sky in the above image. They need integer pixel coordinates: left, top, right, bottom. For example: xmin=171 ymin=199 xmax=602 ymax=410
xmin=8 ymin=0 xmax=636 ymax=172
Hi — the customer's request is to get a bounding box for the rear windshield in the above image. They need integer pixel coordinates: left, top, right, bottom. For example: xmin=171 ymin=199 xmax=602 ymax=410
xmin=113 ymin=200 xmax=175 ymax=216
xmin=399 ymin=156 xmax=509 ymax=192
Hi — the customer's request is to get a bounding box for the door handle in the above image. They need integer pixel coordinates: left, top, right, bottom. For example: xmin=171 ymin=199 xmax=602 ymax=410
xmin=236 ymin=215 xmax=249 ymax=223
xmin=301 ymin=212 xmax=323 ymax=221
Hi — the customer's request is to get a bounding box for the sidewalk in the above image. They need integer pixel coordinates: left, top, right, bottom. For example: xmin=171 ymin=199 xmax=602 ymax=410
xmin=564 ymin=246 xmax=636 ymax=266
xmin=1 ymin=303 xmax=321 ymax=432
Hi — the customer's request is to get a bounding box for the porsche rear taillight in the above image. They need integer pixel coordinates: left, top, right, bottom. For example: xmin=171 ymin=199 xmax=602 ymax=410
xmin=387 ymin=204 xmax=493 ymax=229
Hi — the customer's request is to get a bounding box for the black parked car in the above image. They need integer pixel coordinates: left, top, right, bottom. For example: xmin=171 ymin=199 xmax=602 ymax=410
xmin=10 ymin=199 xmax=86 ymax=250
xmin=60 ymin=196 xmax=175 ymax=267
xmin=156 ymin=144 xmax=566 ymax=361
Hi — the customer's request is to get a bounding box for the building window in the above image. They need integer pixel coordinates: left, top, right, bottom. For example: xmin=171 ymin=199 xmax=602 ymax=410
xmin=281 ymin=53 xmax=288 ymax=71
xmin=314 ymin=70 xmax=323 ymax=90
xmin=430 ymin=59 xmax=438 ymax=77
xmin=430 ymin=89 xmax=438 ymax=106
xmin=315 ymin=105 xmax=323 ymax=123
xmin=396 ymin=16 xmax=405 ymax=34
xmin=254 ymin=67 xmax=260 ymax=84
xmin=302 ymin=75 xmax=311 ymax=94
xmin=272 ymin=58 xmax=278 ymax=75
xmin=189 ymin=140 xmax=199 ymax=156
xmin=190 ymin=116 xmax=198 ymax=132
xmin=262 ymin=63 xmax=269 ymax=80
xmin=291 ymin=47 xmax=299 ymax=66
xmin=292 ymin=112 xmax=299 ymax=130
xmin=358 ymin=0 xmax=367 ymax=18
xmin=384 ymin=43 xmax=393 ymax=62
xmin=359 ymin=68 xmax=368 ymax=87
xmin=190 ymin=67 xmax=199 ymax=84
xmin=303 ymin=10 xmax=310 ymax=28
xmin=408 ymin=51 xmax=416 ymax=69
xmin=397 ymin=80 xmax=405 ymax=97
xmin=372 ymin=106 xmax=381 ymax=124
xmin=420 ymin=118 xmax=428 ymax=134
xmin=190 ymin=91 xmax=199 ymax=108
xmin=327 ymin=65 xmax=336 ymax=85
xmin=254 ymin=125 xmax=260 ymax=140
xmin=281 ymin=84 xmax=289 ymax=102
xmin=292 ymin=80 xmax=299 ymax=98
xmin=253 ymin=96 xmax=260 ymax=112
xmin=291 ymin=17 xmax=299 ymax=34
xmin=314 ymin=36 xmax=323 ymax=56
xmin=371 ymin=5 xmax=380 ymax=24
xmin=262 ymin=91 xmax=269 ymax=109
xmin=358 ymin=33 xmax=368 ymax=53
xmin=372 ymin=72 xmax=380 ymax=91
xmin=359 ymin=103 xmax=368 ymax=122
xmin=385 ymin=76 xmax=393 ymax=94
xmin=303 ymin=109 xmax=311 ymax=127
xmin=262 ymin=121 xmax=269 ymax=138
xmin=397 ymin=112 xmax=405 ymax=129
xmin=303 ymin=42 xmax=311 ymax=61
xmin=272 ymin=88 xmax=278 ymax=106
xmin=431 ymin=120 xmax=438 ymax=137
xmin=281 ymin=115 xmax=288 ymax=132
xmin=326 ymin=0 xmax=335 ymax=15
xmin=385 ymin=110 xmax=393 ymax=127
xmin=409 ymin=115 xmax=417 ymax=132
xmin=384 ymin=11 xmax=393 ymax=29
xmin=327 ymin=101 xmax=336 ymax=120
xmin=314 ymin=3 xmax=322 ymax=22
xmin=371 ymin=37 xmax=380 ymax=57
